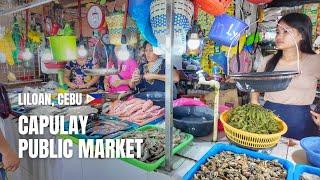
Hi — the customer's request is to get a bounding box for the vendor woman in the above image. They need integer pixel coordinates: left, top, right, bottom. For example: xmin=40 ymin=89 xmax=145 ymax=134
xmin=251 ymin=13 xmax=320 ymax=140
xmin=129 ymin=41 xmax=180 ymax=97
xmin=104 ymin=46 xmax=138 ymax=93
xmin=64 ymin=45 xmax=100 ymax=89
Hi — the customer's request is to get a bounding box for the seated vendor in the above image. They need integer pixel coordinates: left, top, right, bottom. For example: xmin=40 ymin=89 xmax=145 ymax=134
xmin=104 ymin=46 xmax=138 ymax=93
xmin=129 ymin=41 xmax=180 ymax=97
xmin=63 ymin=46 xmax=99 ymax=89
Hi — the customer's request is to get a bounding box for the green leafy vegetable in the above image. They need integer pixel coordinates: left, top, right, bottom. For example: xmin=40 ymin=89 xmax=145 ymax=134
xmin=227 ymin=104 xmax=280 ymax=134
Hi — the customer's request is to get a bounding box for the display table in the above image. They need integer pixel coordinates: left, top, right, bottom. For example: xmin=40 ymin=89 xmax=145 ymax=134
xmin=2 ymin=115 xmax=309 ymax=180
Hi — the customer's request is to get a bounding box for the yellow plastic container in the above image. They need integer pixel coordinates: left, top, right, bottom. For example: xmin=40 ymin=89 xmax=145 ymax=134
xmin=220 ymin=111 xmax=288 ymax=149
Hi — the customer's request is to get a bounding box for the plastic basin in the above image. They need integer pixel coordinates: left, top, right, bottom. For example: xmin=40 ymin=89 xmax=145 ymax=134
xmin=293 ymin=164 xmax=320 ymax=180
xmin=300 ymin=137 xmax=320 ymax=168
xmin=48 ymin=36 xmax=77 ymax=61
xmin=209 ymin=14 xmax=248 ymax=46
xmin=173 ymin=106 xmax=214 ymax=137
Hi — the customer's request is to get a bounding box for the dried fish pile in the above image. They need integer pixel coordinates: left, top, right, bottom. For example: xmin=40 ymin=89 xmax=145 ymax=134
xmin=300 ymin=173 xmax=320 ymax=180
xmin=121 ymin=128 xmax=186 ymax=163
xmin=194 ymin=151 xmax=287 ymax=180
xmin=227 ymin=104 xmax=280 ymax=134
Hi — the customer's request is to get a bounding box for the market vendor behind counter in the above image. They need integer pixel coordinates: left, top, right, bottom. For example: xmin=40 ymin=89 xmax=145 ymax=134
xmin=63 ymin=47 xmax=100 ymax=90
xmin=129 ymin=42 xmax=180 ymax=98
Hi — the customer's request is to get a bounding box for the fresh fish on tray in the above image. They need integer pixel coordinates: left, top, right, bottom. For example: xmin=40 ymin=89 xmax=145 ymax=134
xmin=104 ymin=98 xmax=165 ymax=125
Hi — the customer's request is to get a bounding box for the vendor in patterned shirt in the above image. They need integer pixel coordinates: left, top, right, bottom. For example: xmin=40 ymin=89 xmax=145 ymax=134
xmin=64 ymin=48 xmax=100 ymax=89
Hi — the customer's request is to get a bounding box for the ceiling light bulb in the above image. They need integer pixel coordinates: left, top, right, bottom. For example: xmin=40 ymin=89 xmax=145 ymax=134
xmin=187 ymin=33 xmax=201 ymax=50
xmin=22 ymin=48 xmax=33 ymax=61
xmin=77 ymin=45 xmax=88 ymax=57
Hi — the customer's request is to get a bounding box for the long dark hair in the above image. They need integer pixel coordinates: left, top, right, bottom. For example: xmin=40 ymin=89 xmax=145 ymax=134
xmin=265 ymin=13 xmax=316 ymax=72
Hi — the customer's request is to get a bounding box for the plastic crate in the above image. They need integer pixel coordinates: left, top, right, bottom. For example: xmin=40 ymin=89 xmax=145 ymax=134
xmin=120 ymin=125 xmax=194 ymax=171
xmin=294 ymin=164 xmax=320 ymax=180
xmin=183 ymin=143 xmax=294 ymax=180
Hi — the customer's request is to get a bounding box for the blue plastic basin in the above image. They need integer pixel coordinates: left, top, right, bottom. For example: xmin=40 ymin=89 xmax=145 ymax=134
xmin=209 ymin=14 xmax=248 ymax=47
xmin=301 ymin=136 xmax=320 ymax=168
xmin=293 ymin=164 xmax=320 ymax=180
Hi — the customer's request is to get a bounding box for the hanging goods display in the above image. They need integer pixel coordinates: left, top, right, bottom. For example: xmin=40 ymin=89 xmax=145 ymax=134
xmin=128 ymin=0 xmax=158 ymax=46
xmin=226 ymin=21 xmax=300 ymax=92
xmin=150 ymin=0 xmax=194 ymax=55
xmin=209 ymin=45 xmax=227 ymax=74
xmin=0 ymin=29 xmax=16 ymax=66
xmin=84 ymin=39 xmax=118 ymax=76
xmin=209 ymin=14 xmax=248 ymax=47
xmin=195 ymin=0 xmax=232 ymax=16
xmin=105 ymin=1 xmax=138 ymax=46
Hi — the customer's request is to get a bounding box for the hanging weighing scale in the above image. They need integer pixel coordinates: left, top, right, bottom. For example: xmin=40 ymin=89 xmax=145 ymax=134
xmin=87 ymin=5 xmax=105 ymax=30
xmin=222 ymin=17 xmax=300 ymax=92
xmin=85 ymin=4 xmax=118 ymax=76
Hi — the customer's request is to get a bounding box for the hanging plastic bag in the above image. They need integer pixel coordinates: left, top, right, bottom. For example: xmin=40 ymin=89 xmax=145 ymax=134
xmin=230 ymin=50 xmax=252 ymax=73
xmin=128 ymin=0 xmax=158 ymax=46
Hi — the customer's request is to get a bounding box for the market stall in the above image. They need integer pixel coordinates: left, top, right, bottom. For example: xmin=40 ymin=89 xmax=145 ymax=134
xmin=1 ymin=0 xmax=320 ymax=180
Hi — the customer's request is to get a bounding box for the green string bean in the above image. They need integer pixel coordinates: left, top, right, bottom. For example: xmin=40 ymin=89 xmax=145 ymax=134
xmin=227 ymin=104 xmax=280 ymax=134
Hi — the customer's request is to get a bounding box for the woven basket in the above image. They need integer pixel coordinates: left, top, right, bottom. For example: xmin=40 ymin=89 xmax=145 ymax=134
xmin=150 ymin=0 xmax=193 ymax=55
xmin=105 ymin=12 xmax=138 ymax=46
xmin=220 ymin=111 xmax=288 ymax=149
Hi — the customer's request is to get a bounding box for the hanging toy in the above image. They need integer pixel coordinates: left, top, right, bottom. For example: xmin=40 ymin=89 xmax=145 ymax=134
xmin=51 ymin=22 xmax=61 ymax=36
xmin=11 ymin=17 xmax=22 ymax=65
xmin=12 ymin=17 xmax=22 ymax=49
xmin=58 ymin=23 xmax=74 ymax=36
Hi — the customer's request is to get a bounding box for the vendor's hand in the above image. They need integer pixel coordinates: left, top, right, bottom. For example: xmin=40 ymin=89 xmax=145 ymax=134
xmin=311 ymin=111 xmax=320 ymax=127
xmin=3 ymin=150 xmax=20 ymax=172
xmin=79 ymin=84 xmax=89 ymax=89
xmin=131 ymin=69 xmax=141 ymax=83
xmin=143 ymin=73 xmax=155 ymax=81
xmin=69 ymin=83 xmax=78 ymax=89
xmin=104 ymin=82 xmax=110 ymax=91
